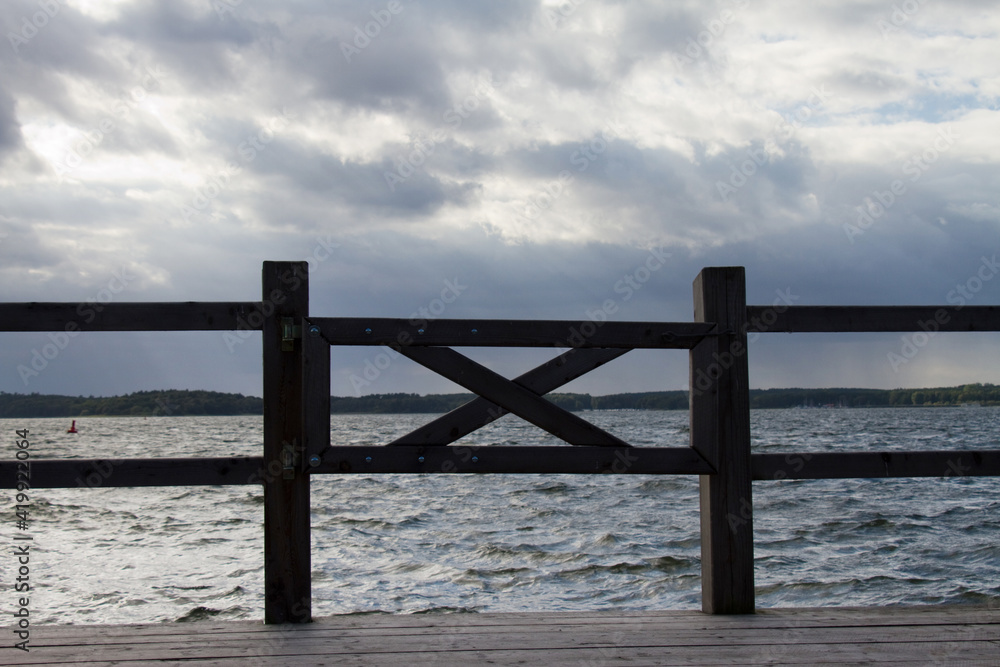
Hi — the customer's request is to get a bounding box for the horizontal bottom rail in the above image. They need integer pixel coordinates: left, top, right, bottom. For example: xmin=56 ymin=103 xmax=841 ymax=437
xmin=8 ymin=450 xmax=998 ymax=486
xmin=752 ymin=450 xmax=1000 ymax=480
xmin=0 ymin=456 xmax=265 ymax=488
xmin=312 ymin=446 xmax=715 ymax=475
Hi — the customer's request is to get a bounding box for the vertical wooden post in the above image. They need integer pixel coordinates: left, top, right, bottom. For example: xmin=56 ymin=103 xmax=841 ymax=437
xmin=690 ymin=267 xmax=754 ymax=614
xmin=262 ymin=261 xmax=311 ymax=624
xmin=302 ymin=325 xmax=331 ymax=470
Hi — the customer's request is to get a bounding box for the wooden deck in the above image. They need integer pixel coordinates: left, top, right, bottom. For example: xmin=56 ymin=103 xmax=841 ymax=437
xmin=6 ymin=605 xmax=998 ymax=665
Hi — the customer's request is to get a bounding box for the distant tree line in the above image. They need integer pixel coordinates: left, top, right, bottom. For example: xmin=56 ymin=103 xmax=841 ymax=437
xmin=747 ymin=384 xmax=1000 ymax=408
xmin=0 ymin=390 xmax=262 ymax=418
xmin=328 ymin=384 xmax=1000 ymax=413
xmin=0 ymin=384 xmax=996 ymax=418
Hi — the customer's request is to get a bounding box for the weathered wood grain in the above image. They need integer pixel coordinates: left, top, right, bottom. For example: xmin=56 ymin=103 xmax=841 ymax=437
xmin=0 ymin=457 xmax=263 ymax=488
xmin=393 ymin=345 xmax=631 ymax=446
xmin=746 ymin=305 xmax=1000 ymax=332
xmin=0 ymin=302 xmax=263 ymax=331
xmin=311 ymin=445 xmax=713 ymax=475
xmin=389 ymin=347 xmax=629 ymax=446
xmin=300 ymin=330 xmax=330 ymax=470
xmin=691 ymin=267 xmax=754 ymax=614
xmin=5 ymin=605 xmax=995 ymax=665
xmin=261 ymin=261 xmax=311 ymax=624
xmin=309 ymin=317 xmax=718 ymax=348
xmin=752 ymin=450 xmax=1000 ymax=479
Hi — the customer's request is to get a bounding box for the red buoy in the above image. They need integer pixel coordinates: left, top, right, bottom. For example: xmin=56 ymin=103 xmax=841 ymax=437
xmin=67 ymin=420 xmax=78 ymax=434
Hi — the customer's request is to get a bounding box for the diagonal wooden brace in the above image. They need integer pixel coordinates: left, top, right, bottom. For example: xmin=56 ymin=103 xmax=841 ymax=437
xmin=392 ymin=346 xmax=631 ymax=447
xmin=389 ymin=347 xmax=629 ymax=446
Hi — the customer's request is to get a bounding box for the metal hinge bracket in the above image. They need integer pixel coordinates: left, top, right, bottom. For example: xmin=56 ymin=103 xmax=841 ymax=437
xmin=281 ymin=317 xmax=301 ymax=351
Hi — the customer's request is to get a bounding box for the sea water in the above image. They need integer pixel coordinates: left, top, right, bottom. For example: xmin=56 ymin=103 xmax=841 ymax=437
xmin=2 ymin=408 xmax=998 ymax=625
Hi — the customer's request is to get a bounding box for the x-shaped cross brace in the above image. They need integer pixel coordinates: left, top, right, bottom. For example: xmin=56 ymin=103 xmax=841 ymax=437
xmin=388 ymin=346 xmax=631 ymax=447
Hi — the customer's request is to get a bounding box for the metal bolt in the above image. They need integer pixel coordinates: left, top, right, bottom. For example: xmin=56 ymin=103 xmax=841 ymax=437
xmin=365 ymin=456 xmax=372 ymax=463
xmin=308 ymin=455 xmax=321 ymax=467
xmin=308 ymin=325 xmax=321 ymax=337
xmin=418 ymin=456 xmax=425 ymax=463
xmin=471 ymin=456 xmax=479 ymax=463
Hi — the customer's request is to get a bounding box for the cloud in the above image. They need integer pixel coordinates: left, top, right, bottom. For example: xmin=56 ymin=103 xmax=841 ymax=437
xmin=0 ymin=0 xmax=998 ymax=396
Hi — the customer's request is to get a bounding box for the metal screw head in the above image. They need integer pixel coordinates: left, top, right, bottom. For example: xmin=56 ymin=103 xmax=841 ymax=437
xmin=417 ymin=328 xmax=425 ymax=335
xmin=365 ymin=456 xmax=372 ymax=463
xmin=308 ymin=325 xmax=321 ymax=337
xmin=364 ymin=328 xmax=372 ymax=334
xmin=308 ymin=455 xmax=321 ymax=467
xmin=417 ymin=456 xmax=425 ymax=463
xmin=471 ymin=456 xmax=479 ymax=463
xmin=471 ymin=328 xmax=478 ymax=334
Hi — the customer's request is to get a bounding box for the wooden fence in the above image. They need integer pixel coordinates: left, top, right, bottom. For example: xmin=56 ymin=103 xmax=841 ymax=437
xmin=2 ymin=261 xmax=999 ymax=622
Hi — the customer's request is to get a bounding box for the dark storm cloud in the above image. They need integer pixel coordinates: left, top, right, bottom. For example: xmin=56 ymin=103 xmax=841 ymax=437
xmin=101 ymin=1 xmax=258 ymax=90
xmin=0 ymin=0 xmax=997 ymax=396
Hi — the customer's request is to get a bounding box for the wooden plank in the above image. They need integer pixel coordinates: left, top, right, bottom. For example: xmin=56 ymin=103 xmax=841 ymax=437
xmin=0 ymin=457 xmax=264 ymax=488
xmin=29 ymin=605 xmax=1000 ymax=638
xmin=389 ymin=347 xmax=629 ymax=446
xmin=15 ymin=623 xmax=999 ymax=658
xmin=752 ymin=450 xmax=1000 ymax=480
xmin=393 ymin=346 xmax=630 ymax=446
xmin=311 ymin=446 xmax=713 ymax=474
xmin=23 ymin=607 xmax=1000 ymax=645
xmin=746 ymin=305 xmax=1000 ymax=333
xmin=309 ymin=317 xmax=717 ymax=348
xmin=6 ymin=606 xmax=997 ymax=665
xmin=13 ymin=643 xmax=999 ymax=667
xmin=0 ymin=302 xmax=263 ymax=331
xmin=301 ymin=328 xmax=330 ymax=470
xmin=261 ymin=261 xmax=311 ymax=624
xmin=690 ymin=267 xmax=754 ymax=614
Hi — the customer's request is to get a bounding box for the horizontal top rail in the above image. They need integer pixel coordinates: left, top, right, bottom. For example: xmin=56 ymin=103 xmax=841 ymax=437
xmin=0 ymin=302 xmax=264 ymax=332
xmin=306 ymin=317 xmax=719 ymax=348
xmin=747 ymin=305 xmax=1000 ymax=333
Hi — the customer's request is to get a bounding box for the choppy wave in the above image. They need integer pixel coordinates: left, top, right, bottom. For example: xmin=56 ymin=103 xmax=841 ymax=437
xmin=3 ymin=407 xmax=998 ymax=624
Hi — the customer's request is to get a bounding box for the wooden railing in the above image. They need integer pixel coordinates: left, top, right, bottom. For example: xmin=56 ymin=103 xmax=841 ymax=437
xmin=1 ymin=262 xmax=999 ymax=623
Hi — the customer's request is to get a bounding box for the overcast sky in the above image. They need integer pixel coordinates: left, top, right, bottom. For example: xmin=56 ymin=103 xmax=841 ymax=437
xmin=1 ymin=0 xmax=998 ymax=399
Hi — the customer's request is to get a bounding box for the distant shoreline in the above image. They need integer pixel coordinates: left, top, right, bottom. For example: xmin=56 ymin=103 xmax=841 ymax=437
xmin=1 ymin=384 xmax=997 ymax=418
